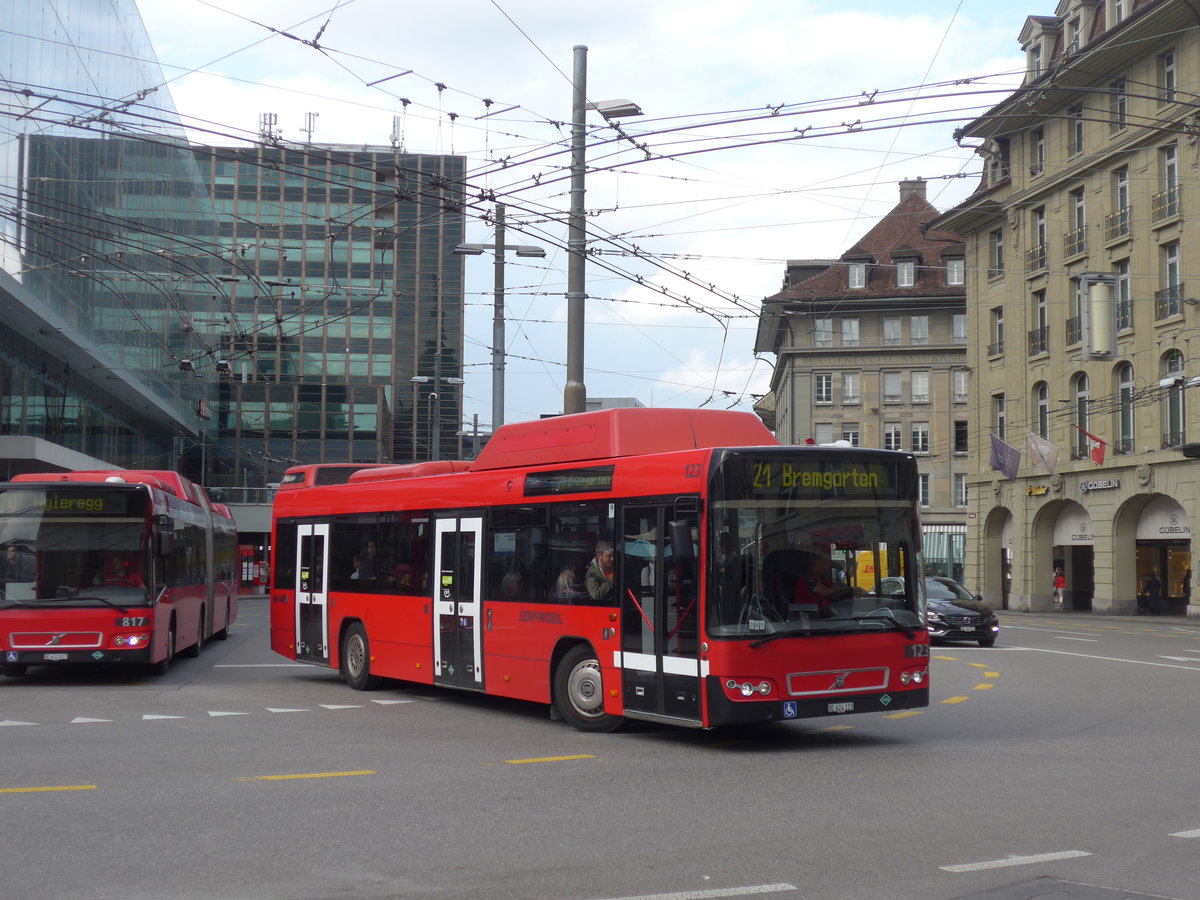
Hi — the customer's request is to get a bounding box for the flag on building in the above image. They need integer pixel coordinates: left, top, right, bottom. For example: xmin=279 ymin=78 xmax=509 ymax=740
xmin=989 ymin=433 xmax=1021 ymax=480
xmin=1073 ymin=425 xmax=1106 ymax=466
xmin=1025 ymin=430 xmax=1061 ymax=475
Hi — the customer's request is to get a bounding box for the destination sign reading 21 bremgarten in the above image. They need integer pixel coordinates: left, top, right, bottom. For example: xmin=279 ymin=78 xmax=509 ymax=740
xmin=742 ymin=458 xmax=896 ymax=499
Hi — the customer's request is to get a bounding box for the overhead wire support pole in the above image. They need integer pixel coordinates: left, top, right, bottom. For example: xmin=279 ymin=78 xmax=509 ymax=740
xmin=564 ymin=44 xmax=588 ymax=416
xmin=492 ymin=203 xmax=507 ymax=429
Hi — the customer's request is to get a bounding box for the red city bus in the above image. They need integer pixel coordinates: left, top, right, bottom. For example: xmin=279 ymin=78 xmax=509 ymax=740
xmin=1 ymin=470 xmax=238 ymax=677
xmin=269 ymin=408 xmax=930 ymax=731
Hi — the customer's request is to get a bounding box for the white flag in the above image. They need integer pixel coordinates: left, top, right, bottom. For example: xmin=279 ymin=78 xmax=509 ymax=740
xmin=1026 ymin=430 xmax=1061 ymax=475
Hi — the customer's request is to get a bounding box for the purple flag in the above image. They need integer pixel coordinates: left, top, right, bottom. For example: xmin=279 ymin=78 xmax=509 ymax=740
xmin=989 ymin=433 xmax=1021 ymax=480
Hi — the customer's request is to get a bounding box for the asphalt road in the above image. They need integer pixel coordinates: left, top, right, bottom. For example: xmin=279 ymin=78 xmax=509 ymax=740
xmin=2 ymin=599 xmax=1199 ymax=900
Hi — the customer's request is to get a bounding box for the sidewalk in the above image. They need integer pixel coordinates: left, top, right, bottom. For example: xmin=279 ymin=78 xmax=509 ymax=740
xmin=999 ymin=607 xmax=1200 ymax=629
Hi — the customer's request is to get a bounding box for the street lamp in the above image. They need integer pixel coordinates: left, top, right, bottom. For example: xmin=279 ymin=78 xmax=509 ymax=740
xmin=411 ymin=374 xmax=464 ymax=461
xmin=455 ymin=203 xmax=545 ymax=430
xmin=564 ymin=44 xmax=643 ymax=415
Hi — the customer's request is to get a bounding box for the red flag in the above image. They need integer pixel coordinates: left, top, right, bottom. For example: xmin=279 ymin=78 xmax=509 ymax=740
xmin=1074 ymin=425 xmax=1106 ymax=465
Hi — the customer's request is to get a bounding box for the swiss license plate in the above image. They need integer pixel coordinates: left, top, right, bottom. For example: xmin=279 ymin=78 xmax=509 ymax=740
xmin=960 ymin=625 xmax=976 ymax=632
xmin=43 ymin=652 xmax=68 ymax=661
xmin=827 ymin=701 xmax=855 ymax=714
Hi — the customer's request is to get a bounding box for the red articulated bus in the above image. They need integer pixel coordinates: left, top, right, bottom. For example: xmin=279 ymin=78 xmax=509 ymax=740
xmin=0 ymin=470 xmax=238 ymax=677
xmin=269 ymin=408 xmax=930 ymax=731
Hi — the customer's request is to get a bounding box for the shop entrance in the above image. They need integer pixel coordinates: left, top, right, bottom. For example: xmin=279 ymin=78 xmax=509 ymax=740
xmin=1134 ymin=496 xmax=1191 ymax=615
xmin=1052 ymin=502 xmax=1093 ymax=611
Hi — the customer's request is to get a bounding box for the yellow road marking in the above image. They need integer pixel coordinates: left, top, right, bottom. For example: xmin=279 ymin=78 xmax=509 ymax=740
xmin=934 ymin=655 xmax=959 ymax=661
xmin=969 ymin=662 xmax=989 ymax=669
xmin=974 ymin=683 xmax=994 ymax=690
xmin=0 ymin=784 xmax=96 ymax=793
xmin=883 ymin=710 xmax=923 ymax=719
xmin=941 ymin=696 xmax=970 ymax=704
xmin=814 ymin=724 xmax=855 ymax=732
xmin=504 ymin=754 xmax=595 ymax=765
xmin=984 ymin=671 xmax=1000 ymax=678
xmin=236 ymin=770 xmax=375 ymax=782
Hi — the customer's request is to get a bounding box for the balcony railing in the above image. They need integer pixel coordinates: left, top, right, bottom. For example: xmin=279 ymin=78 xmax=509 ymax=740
xmin=1028 ymin=326 xmax=1049 ymax=355
xmin=987 ymin=339 xmax=1004 ymax=356
xmin=1116 ymin=299 xmax=1133 ymax=330
xmin=1104 ymin=206 xmax=1132 ymax=241
xmin=987 ymin=264 xmax=1004 ymax=280
xmin=1152 ymin=186 xmax=1181 ymax=222
xmin=1066 ymin=316 xmax=1082 ymax=344
xmin=1163 ymin=430 xmax=1186 ymax=450
xmin=1155 ymin=284 xmax=1183 ymax=320
xmin=1063 ymin=227 xmax=1087 ymax=257
xmin=1025 ymin=243 xmax=1048 ymax=272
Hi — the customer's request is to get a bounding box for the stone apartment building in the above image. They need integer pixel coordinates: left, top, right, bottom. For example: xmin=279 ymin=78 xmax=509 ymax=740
xmin=932 ymin=0 xmax=1199 ymax=617
xmin=756 ymin=180 xmax=970 ymax=578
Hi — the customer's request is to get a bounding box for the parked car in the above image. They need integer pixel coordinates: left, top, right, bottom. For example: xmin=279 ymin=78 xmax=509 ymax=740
xmin=875 ymin=576 xmax=1000 ymax=647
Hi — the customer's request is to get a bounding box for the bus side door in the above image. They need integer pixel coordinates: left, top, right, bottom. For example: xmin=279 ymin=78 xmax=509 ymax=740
xmin=620 ymin=505 xmax=703 ymax=723
xmin=296 ymin=523 xmax=330 ymax=664
xmin=433 ymin=516 xmax=483 ymax=690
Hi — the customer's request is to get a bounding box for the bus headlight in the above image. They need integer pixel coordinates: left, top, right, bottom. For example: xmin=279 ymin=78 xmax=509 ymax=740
xmin=725 ymin=679 xmax=773 ymax=697
xmin=900 ymin=668 xmax=927 ymax=685
xmin=114 ymin=634 xmax=149 ymax=647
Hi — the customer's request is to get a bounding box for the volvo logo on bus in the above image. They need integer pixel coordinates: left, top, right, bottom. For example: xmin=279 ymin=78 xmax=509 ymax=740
xmin=829 ymin=671 xmax=850 ymax=690
xmin=45 ymin=633 xmax=67 ymax=646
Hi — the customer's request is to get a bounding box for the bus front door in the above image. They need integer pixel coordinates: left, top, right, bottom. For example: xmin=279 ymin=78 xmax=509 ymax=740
xmin=620 ymin=505 xmax=703 ymax=724
xmin=295 ymin=523 xmax=330 ymax=664
xmin=433 ymin=516 xmax=483 ymax=690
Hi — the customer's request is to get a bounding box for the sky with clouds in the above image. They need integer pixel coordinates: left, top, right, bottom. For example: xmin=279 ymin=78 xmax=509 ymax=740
xmin=134 ymin=0 xmax=1035 ymax=430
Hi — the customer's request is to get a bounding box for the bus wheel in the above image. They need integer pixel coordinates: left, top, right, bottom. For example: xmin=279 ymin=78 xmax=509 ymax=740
xmin=212 ymin=599 xmax=231 ymax=640
xmin=182 ymin=609 xmax=204 ymax=658
xmin=554 ymin=645 xmax=622 ymax=732
xmin=2 ymin=664 xmax=27 ymax=677
xmin=147 ymin=624 xmax=175 ymax=676
xmin=341 ymin=622 xmax=382 ymax=691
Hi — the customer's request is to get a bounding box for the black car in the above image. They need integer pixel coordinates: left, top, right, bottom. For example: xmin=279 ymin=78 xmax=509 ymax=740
xmin=876 ymin=576 xmax=1000 ymax=647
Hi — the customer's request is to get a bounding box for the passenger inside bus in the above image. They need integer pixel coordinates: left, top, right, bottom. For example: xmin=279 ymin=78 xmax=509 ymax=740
xmin=96 ymin=552 xmax=144 ymax=588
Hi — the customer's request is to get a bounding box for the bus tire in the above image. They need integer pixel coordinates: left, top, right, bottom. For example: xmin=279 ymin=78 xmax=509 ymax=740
xmin=182 ymin=609 xmax=203 ymax=658
xmin=341 ymin=622 xmax=382 ymax=691
xmin=147 ymin=623 xmax=175 ymax=676
xmin=554 ymin=644 xmax=622 ymax=732
xmin=2 ymin=664 xmax=28 ymax=677
xmin=212 ymin=599 xmax=231 ymax=640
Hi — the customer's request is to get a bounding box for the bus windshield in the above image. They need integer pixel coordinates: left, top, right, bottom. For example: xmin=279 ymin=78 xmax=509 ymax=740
xmin=707 ymin=450 xmax=923 ymax=638
xmin=0 ymin=487 xmax=151 ymax=608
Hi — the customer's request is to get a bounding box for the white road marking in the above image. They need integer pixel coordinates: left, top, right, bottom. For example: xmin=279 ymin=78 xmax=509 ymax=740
xmin=70 ymin=717 xmax=111 ymax=724
xmin=1012 ymin=647 xmax=1200 ymax=671
xmin=0 ymin=720 xmax=36 ymax=726
xmin=266 ymin=707 xmax=308 ymax=713
xmin=212 ymin=663 xmax=308 ymax=668
xmin=319 ymin=703 xmax=363 ymax=710
xmin=143 ymin=714 xmax=185 ymax=720
xmin=1159 ymin=656 xmax=1200 ymax=663
xmin=208 ymin=711 xmax=250 ymax=717
xmin=370 ymin=699 xmax=414 ymax=705
xmin=1169 ymin=828 xmax=1200 ymax=838
xmin=940 ymin=850 xmax=1091 ymax=872
xmin=1055 ymin=636 xmax=1098 ymax=642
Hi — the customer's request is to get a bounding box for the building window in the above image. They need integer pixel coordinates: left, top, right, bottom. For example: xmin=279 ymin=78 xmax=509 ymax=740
xmin=1162 ymin=350 xmax=1185 ymax=449
xmin=1159 ymin=49 xmax=1177 ymax=103
xmin=1034 ymin=381 xmax=1050 ymax=438
xmin=1110 ymin=79 xmax=1127 ymax=131
xmin=1065 ymin=188 xmax=1086 ymax=256
xmin=1158 ymin=242 xmax=1182 ymax=319
xmin=1154 ymin=144 xmax=1180 ymax=221
xmin=994 ymin=393 xmax=1007 ymax=442
xmin=1027 ymin=207 xmax=1047 ymax=270
xmin=883 ymin=317 xmax=902 ymax=346
xmin=1067 ymin=278 xmax=1084 ymax=344
xmin=1110 ymin=0 xmax=1126 ymax=25
xmin=954 ymin=420 xmax=969 ymax=454
xmin=911 ymin=371 xmax=930 ymax=404
xmin=841 ymin=423 xmax=860 ymax=447
xmin=988 ymin=229 xmax=1004 ymax=278
xmin=884 ymin=422 xmax=903 ymax=451
xmin=1030 ymin=128 xmax=1045 ymax=176
xmin=953 ymin=369 xmax=969 ymax=404
xmin=1116 ymin=362 xmax=1135 ymax=454
xmin=883 ymin=371 xmax=902 ymax=403
xmin=1072 ymin=373 xmax=1091 ymax=458
xmin=946 ymin=257 xmax=965 ymax=285
xmin=1115 ymin=260 xmax=1132 ymax=330
xmin=814 ymin=318 xmax=833 ymax=347
xmin=911 ymin=422 xmax=930 ymax=453
xmin=910 ymin=315 xmax=929 ymax=345
xmin=896 ymin=259 xmax=916 ymax=288
xmin=1028 ymin=43 xmax=1043 ymax=80
xmin=918 ymin=474 xmax=931 ymax=508
xmin=989 ymin=307 xmax=1005 ymax=355
xmin=954 ymin=474 xmax=968 ymax=508
xmin=1066 ymin=14 xmax=1082 ymax=54
xmin=841 ymin=318 xmax=859 ymax=347
xmin=1029 ymin=290 xmax=1048 ymax=355
xmin=952 ymin=313 xmax=967 ymax=344
xmin=1106 ymin=166 xmax=1131 ymax=240
xmin=847 ymin=262 xmax=867 ymax=289
xmin=814 ymin=423 xmax=834 ymax=444
xmin=841 ymin=372 xmax=860 ymax=404
xmin=1068 ymin=105 xmax=1085 ymax=155
xmin=814 ymin=373 xmax=833 ymax=404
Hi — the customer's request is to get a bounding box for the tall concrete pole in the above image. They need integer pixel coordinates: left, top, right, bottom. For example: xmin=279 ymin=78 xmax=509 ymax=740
xmin=564 ymin=44 xmax=588 ymax=415
xmin=492 ymin=203 xmax=506 ymax=429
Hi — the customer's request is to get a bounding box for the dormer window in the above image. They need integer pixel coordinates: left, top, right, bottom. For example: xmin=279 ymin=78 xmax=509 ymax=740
xmin=1066 ymin=15 xmax=1082 ymax=54
xmin=1028 ymin=43 xmax=1043 ymax=79
xmin=946 ymin=257 xmax=965 ymax=286
xmin=895 ymin=259 xmax=917 ymax=288
xmin=1110 ymin=0 xmax=1126 ymax=26
xmin=847 ymin=262 xmax=867 ymax=289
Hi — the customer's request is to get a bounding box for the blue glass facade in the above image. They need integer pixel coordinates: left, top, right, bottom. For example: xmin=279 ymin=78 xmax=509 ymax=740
xmin=1 ymin=0 xmax=224 ymax=478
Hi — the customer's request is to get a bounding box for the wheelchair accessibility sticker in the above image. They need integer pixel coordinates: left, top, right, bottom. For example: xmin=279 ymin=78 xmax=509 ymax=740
xmin=783 ymin=701 xmax=798 ymax=719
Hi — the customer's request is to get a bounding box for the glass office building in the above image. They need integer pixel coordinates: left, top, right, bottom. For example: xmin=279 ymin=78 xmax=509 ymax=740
xmin=191 ymin=145 xmax=467 ymax=487
xmin=1 ymin=1 xmax=224 ymax=478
